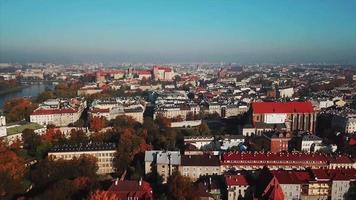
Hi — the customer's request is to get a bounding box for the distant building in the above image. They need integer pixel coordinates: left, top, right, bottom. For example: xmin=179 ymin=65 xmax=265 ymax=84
xmin=153 ymin=66 xmax=174 ymax=81
xmin=48 ymin=142 xmax=116 ymax=174
xmin=251 ymin=101 xmax=317 ymax=133
xmin=30 ymin=98 xmax=87 ymax=127
xmin=108 ymin=179 xmax=153 ymax=200
xmin=278 ymin=87 xmax=294 ymax=98
xmin=77 ymin=84 xmax=103 ymax=96
xmin=89 ymin=97 xmax=145 ymax=123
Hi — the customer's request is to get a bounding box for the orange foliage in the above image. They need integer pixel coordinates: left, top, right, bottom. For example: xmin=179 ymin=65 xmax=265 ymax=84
xmin=0 ymin=140 xmax=26 ymax=181
xmin=88 ymin=190 xmax=119 ymax=200
xmin=72 ymin=176 xmax=91 ymax=188
xmin=41 ymin=128 xmax=64 ymax=142
xmin=90 ymin=116 xmax=107 ymax=131
xmin=3 ymin=97 xmax=37 ymax=122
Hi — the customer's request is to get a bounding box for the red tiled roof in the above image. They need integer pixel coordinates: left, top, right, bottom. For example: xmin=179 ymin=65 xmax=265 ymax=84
xmin=349 ymin=138 xmax=356 ymax=145
xmin=135 ymin=70 xmax=152 ymax=75
xmin=225 ymin=174 xmax=249 ymax=186
xmin=154 ymin=66 xmax=172 ymax=72
xmin=272 ymin=171 xmax=306 ymax=184
xmin=252 ymin=101 xmax=314 ymax=114
xmin=326 ymin=155 xmax=354 ymax=164
xmin=108 ymin=180 xmax=153 ymax=200
xmin=222 ymin=152 xmax=328 ymax=164
xmin=311 ymin=168 xmax=356 ymax=181
xmin=32 ymin=108 xmax=78 ymax=115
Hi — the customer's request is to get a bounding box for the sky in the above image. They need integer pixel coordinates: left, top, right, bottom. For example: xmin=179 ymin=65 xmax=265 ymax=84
xmin=0 ymin=0 xmax=356 ymax=64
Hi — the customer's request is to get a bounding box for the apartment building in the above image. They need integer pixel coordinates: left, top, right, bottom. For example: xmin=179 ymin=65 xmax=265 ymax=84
xmin=179 ymin=154 xmax=220 ymax=181
xmin=48 ymin=142 xmax=116 ymax=174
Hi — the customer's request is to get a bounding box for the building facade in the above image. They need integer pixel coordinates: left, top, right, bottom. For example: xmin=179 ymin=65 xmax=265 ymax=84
xmin=30 ymin=98 xmax=86 ymax=127
xmin=48 ymin=142 xmax=116 ymax=174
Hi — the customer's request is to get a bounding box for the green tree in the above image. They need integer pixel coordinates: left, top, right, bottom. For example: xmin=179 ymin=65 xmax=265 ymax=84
xmin=22 ymin=128 xmax=41 ymax=157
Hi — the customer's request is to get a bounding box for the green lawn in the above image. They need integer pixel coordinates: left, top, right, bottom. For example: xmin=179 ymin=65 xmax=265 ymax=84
xmin=6 ymin=122 xmax=44 ymax=135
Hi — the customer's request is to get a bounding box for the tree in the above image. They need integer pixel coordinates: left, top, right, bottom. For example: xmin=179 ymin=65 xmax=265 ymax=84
xmin=36 ymin=91 xmax=56 ymax=103
xmin=197 ymin=123 xmax=211 ymax=135
xmin=155 ymin=114 xmax=171 ymax=129
xmin=167 ymin=172 xmax=197 ymax=200
xmin=88 ymin=190 xmax=118 ymax=200
xmin=89 ymin=116 xmax=107 ymax=132
xmin=22 ymin=128 xmax=41 ymax=157
xmin=0 ymin=140 xmax=26 ymax=200
xmin=69 ymin=129 xmax=88 ymax=143
xmin=3 ymin=98 xmax=37 ymax=122
xmin=114 ymin=128 xmax=150 ymax=176
xmin=110 ymin=115 xmax=138 ymax=130
xmin=30 ymin=155 xmax=98 ymax=189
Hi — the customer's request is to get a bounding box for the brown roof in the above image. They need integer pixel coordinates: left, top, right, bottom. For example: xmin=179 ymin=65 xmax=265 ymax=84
xmin=181 ymin=154 xmax=220 ymax=166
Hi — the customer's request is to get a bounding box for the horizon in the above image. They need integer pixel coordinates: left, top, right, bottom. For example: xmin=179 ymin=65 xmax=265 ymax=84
xmin=1 ymin=0 xmax=356 ymax=64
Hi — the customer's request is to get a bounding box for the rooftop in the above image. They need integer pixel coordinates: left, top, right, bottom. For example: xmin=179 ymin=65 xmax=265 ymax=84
xmin=49 ymin=142 xmax=116 ymax=152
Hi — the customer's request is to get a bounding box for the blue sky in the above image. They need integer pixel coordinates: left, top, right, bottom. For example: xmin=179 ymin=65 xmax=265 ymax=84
xmin=0 ymin=0 xmax=356 ymax=63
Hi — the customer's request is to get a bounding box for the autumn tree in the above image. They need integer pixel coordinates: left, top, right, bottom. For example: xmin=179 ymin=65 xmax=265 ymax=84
xmin=0 ymin=140 xmax=26 ymax=200
xmin=110 ymin=115 xmax=139 ymax=130
xmin=167 ymin=171 xmax=197 ymax=200
xmin=90 ymin=116 xmax=107 ymax=131
xmin=114 ymin=128 xmax=150 ymax=176
xmin=88 ymin=190 xmax=118 ymax=200
xmin=69 ymin=129 xmax=89 ymax=143
xmin=155 ymin=114 xmax=171 ymax=129
xmin=3 ymin=97 xmax=37 ymax=122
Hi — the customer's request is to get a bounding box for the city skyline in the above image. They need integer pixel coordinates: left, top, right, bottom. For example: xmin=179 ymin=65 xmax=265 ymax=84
xmin=1 ymin=0 xmax=356 ymax=64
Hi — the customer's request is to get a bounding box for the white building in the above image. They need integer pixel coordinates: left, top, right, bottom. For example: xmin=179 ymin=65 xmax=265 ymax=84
xmin=278 ymin=87 xmax=294 ymax=98
xmin=300 ymin=134 xmax=323 ymax=152
xmin=89 ymin=98 xmax=145 ymax=123
xmin=0 ymin=116 xmax=7 ymax=137
xmin=225 ymin=174 xmax=250 ymax=200
xmin=30 ymin=98 xmax=86 ymax=127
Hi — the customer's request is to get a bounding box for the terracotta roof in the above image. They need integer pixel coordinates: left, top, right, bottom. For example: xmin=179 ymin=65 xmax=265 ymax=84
xmin=222 ymin=152 xmax=329 ymax=165
xmin=252 ymin=101 xmax=314 ymax=114
xmin=225 ymin=174 xmax=249 ymax=186
xmin=153 ymin=66 xmax=172 ymax=72
xmin=32 ymin=108 xmax=78 ymax=115
xmin=108 ymin=180 xmax=153 ymax=200
xmin=272 ymin=171 xmax=305 ymax=184
xmin=326 ymin=155 xmax=354 ymax=164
